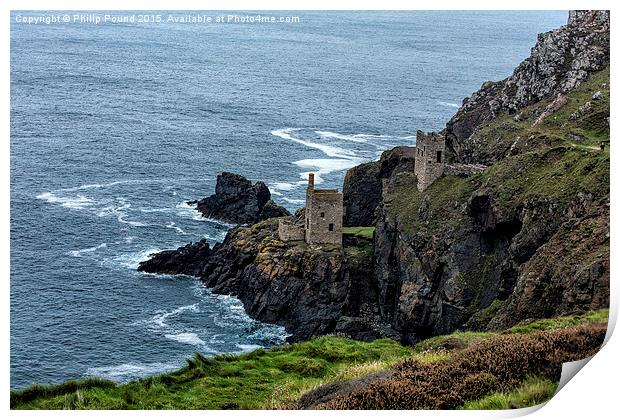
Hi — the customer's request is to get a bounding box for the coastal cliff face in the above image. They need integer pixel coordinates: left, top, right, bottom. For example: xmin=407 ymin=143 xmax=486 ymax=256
xmin=343 ymin=146 xmax=416 ymax=227
xmin=140 ymin=11 xmax=609 ymax=344
xmin=201 ymin=220 xmax=383 ymax=341
xmin=445 ymin=10 xmax=610 ymax=164
xmin=369 ymin=11 xmax=609 ymax=340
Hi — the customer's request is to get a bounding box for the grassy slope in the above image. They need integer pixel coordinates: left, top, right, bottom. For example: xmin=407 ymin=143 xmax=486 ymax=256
xmin=381 ymin=67 xmax=609 ymax=326
xmin=342 ymin=226 xmax=375 ymax=239
xmin=12 ymin=337 xmax=416 ymax=409
xmin=461 ymin=376 xmax=557 ymax=410
xmin=12 ymin=309 xmax=607 ymax=410
xmin=385 ymin=66 xmax=610 ymax=238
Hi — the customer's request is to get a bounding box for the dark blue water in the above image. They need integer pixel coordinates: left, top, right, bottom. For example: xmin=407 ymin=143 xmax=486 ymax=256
xmin=10 ymin=11 xmax=567 ymax=388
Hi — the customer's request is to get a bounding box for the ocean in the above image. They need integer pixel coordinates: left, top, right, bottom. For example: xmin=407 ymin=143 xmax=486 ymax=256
xmin=10 ymin=10 xmax=567 ymax=388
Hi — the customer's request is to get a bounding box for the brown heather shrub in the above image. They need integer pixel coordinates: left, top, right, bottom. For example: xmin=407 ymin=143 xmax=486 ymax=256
xmin=299 ymin=324 xmax=605 ymax=410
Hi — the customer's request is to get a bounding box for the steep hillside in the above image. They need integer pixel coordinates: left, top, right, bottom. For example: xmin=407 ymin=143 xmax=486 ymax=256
xmin=445 ymin=10 xmax=609 ymax=163
xmin=138 ymin=11 xmax=610 ymax=344
xmin=374 ymin=65 xmax=609 ymax=341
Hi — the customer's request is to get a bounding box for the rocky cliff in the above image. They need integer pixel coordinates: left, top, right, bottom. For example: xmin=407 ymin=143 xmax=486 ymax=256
xmin=193 ymin=172 xmax=290 ymax=225
xmin=445 ymin=10 xmax=609 ymax=164
xmin=343 ymin=146 xmax=416 ymax=227
xmin=138 ymin=240 xmax=212 ymax=276
xmin=368 ymin=11 xmax=609 ymax=341
xmin=141 ymin=11 xmax=609 ymax=345
xmin=142 ymin=218 xmax=390 ymax=341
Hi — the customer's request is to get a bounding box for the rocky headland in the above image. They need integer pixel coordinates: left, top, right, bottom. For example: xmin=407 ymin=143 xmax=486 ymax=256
xmin=190 ymin=172 xmax=290 ymax=225
xmin=140 ymin=10 xmax=609 ymax=344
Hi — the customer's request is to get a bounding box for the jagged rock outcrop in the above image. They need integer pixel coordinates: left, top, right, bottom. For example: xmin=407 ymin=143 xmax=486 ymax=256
xmin=202 ymin=220 xmax=388 ymax=341
xmin=138 ymin=239 xmax=211 ymax=276
xmin=343 ymin=161 xmax=381 ymax=227
xmin=445 ymin=10 xmax=609 ymax=163
xmin=343 ymin=146 xmax=415 ymax=227
xmin=139 ymin=11 xmax=609 ymax=346
xmin=140 ymin=218 xmax=390 ymax=342
xmin=374 ymin=185 xmax=520 ymax=341
xmin=194 ymin=172 xmax=290 ymax=224
xmin=489 ymin=203 xmax=610 ymax=329
xmin=372 ymin=133 xmax=609 ymax=341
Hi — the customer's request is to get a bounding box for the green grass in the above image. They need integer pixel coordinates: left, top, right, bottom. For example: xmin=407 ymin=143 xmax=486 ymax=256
xmin=11 ymin=309 xmax=608 ymax=409
xmin=385 ymin=172 xmax=475 ymax=236
xmin=414 ymin=308 xmax=608 ymax=353
xmin=383 ymin=66 xmax=609 ymax=239
xmin=11 ymin=337 xmax=415 ymax=410
xmin=342 ymin=226 xmax=375 ymax=239
xmin=504 ymin=308 xmax=608 ymax=334
xmin=460 ymin=376 xmax=557 ymax=410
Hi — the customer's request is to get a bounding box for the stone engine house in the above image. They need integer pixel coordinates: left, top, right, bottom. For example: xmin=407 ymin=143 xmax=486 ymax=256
xmin=278 ymin=173 xmax=343 ymax=245
xmin=414 ymin=130 xmax=445 ymax=191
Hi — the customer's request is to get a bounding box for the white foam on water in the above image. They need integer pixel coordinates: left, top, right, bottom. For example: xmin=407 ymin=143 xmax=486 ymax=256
xmin=282 ymin=197 xmax=305 ymax=204
xmin=200 ymin=232 xmax=227 ymax=243
xmin=271 ymin=128 xmax=409 ymax=190
xmin=58 ymin=177 xmax=214 ymax=193
xmin=165 ymin=222 xmax=187 ymax=235
xmin=438 ymin=101 xmax=460 ymax=108
xmin=175 ymin=201 xmax=204 ymax=222
xmin=271 ymin=128 xmax=357 ymax=159
xmin=94 ymin=199 xmax=150 ymax=227
xmin=293 ymin=158 xmax=361 ymax=175
xmin=149 ymin=303 xmax=200 ymax=329
xmin=316 ymin=130 xmax=417 ymax=143
xmin=67 ymin=243 xmax=107 ymax=257
xmin=200 ymin=217 xmax=236 ymax=229
xmin=139 ymin=207 xmax=172 ymax=213
xmin=165 ymin=332 xmax=206 ymax=346
xmin=111 ymin=247 xmax=162 ymax=270
xmin=117 ymin=215 xmax=149 ymax=227
xmin=315 ymin=130 xmax=370 ymax=143
xmin=236 ymin=344 xmax=262 ymax=352
xmin=270 ymin=182 xmax=296 ymax=191
xmin=36 ymin=192 xmax=94 ymax=209
xmin=96 ymin=205 xmax=116 ymax=218
xmin=85 ymin=362 xmax=179 ymax=382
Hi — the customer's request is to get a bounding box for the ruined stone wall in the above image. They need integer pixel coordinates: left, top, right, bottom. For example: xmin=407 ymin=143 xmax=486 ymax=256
xmin=306 ymin=191 xmax=343 ymax=245
xmin=444 ymin=163 xmax=487 ymax=178
xmin=414 ymin=131 xmax=445 ymax=191
xmin=278 ymin=219 xmax=305 ymax=241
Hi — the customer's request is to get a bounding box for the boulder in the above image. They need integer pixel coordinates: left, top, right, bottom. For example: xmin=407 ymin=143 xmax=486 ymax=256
xmin=195 ymin=172 xmax=290 ymax=224
xmin=137 ymin=239 xmax=211 ymax=276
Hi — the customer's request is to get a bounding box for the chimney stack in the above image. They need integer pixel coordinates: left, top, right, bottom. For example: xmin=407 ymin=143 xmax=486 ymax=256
xmin=308 ymin=173 xmax=315 ymax=189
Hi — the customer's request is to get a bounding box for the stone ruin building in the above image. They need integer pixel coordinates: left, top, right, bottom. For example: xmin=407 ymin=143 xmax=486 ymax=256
xmin=278 ymin=133 xmax=484 ymax=244
xmin=414 ymin=130 xmax=445 ymax=192
xmin=278 ymin=173 xmax=343 ymax=245
xmin=414 ymin=130 xmax=486 ymax=191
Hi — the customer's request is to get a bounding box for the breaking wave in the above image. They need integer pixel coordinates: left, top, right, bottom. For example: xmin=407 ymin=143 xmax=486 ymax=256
xmin=67 ymin=243 xmax=107 ymax=258
xmin=85 ymin=362 xmax=180 ymax=383
xmin=36 ymin=192 xmax=94 ymax=209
